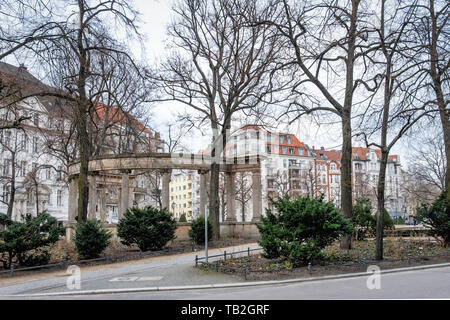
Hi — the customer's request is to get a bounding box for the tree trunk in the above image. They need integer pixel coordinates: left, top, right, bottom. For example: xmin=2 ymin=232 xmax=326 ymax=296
xmin=429 ymin=0 xmax=450 ymax=198
xmin=76 ymin=0 xmax=90 ymax=223
xmin=376 ymin=151 xmax=389 ymax=260
xmin=209 ymin=162 xmax=220 ymax=240
xmin=339 ymin=0 xmax=359 ymax=250
xmin=35 ymin=180 xmax=39 ymax=216
xmin=6 ymin=151 xmax=15 ymax=219
xmin=340 ymin=110 xmax=353 ymax=249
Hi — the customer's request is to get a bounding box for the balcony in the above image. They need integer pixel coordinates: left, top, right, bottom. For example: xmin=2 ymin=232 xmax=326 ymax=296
xmin=133 ymin=187 xmax=147 ymax=194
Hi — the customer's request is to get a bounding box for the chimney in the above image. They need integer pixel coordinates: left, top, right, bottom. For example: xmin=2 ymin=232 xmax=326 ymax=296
xmin=18 ymin=63 xmax=27 ymax=72
xmin=321 ymin=146 xmax=324 ymax=151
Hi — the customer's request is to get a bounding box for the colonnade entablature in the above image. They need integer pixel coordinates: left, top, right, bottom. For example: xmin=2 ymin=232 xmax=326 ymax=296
xmin=67 ymin=153 xmax=263 ymax=224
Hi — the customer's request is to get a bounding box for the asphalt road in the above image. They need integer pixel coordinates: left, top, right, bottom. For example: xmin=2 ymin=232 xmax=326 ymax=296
xmin=0 ymin=243 xmax=259 ymax=296
xmin=4 ymin=265 xmax=450 ymax=300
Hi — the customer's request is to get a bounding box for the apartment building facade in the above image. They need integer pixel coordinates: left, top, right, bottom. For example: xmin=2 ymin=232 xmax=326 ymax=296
xmin=225 ymin=125 xmax=404 ymax=218
xmin=0 ymin=62 xmax=163 ymax=222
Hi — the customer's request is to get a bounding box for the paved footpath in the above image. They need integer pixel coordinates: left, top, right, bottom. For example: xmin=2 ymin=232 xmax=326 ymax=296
xmin=0 ymin=243 xmax=260 ymax=296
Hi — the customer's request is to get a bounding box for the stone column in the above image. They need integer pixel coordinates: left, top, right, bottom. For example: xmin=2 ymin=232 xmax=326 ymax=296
xmin=225 ymin=172 xmax=236 ymax=221
xmin=68 ymin=176 xmax=79 ymax=222
xmin=252 ymin=171 xmax=262 ymax=222
xmin=88 ymin=174 xmax=97 ymax=220
xmin=161 ymin=169 xmax=171 ymax=210
xmin=120 ymin=171 xmax=130 ymax=219
xmin=99 ymin=187 xmax=107 ymax=223
xmin=199 ymin=170 xmax=209 ymax=217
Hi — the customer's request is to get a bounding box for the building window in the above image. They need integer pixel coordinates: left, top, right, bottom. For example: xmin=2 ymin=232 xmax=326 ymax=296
xmin=281 ymin=146 xmax=287 ymax=154
xmin=3 ymin=159 xmax=11 ymax=175
xmin=32 ymin=137 xmax=38 ymax=152
xmin=2 ymin=185 xmax=10 ymax=203
xmin=21 ymin=133 xmax=27 ymax=150
xmin=2 ymin=130 xmax=11 ymax=149
xmin=286 ymin=136 xmax=292 ymax=144
xmin=266 ymin=145 xmax=271 ymax=154
xmin=33 ymin=113 xmax=39 ymax=126
xmin=279 ymin=136 xmax=285 ymax=144
xmin=20 ymin=161 xmax=27 ymax=177
xmin=46 ymin=168 xmax=51 ymax=180
xmin=289 ymin=148 xmax=295 ymax=155
xmin=331 ymin=163 xmax=336 ymax=170
xmin=57 ymin=190 xmax=62 ymax=206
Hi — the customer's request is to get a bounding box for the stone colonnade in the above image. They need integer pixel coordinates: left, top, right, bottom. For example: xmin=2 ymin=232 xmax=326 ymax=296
xmin=67 ymin=154 xmax=262 ymax=223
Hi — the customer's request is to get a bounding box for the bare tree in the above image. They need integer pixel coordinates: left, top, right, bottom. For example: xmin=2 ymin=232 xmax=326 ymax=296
xmin=255 ymin=0 xmax=377 ymax=249
xmin=408 ymin=0 xmax=450 ymax=197
xmin=357 ymin=0 xmax=435 ymax=259
xmin=33 ymin=0 xmax=145 ymax=222
xmin=0 ymin=129 xmax=20 ymax=218
xmin=234 ymin=172 xmax=252 ymax=222
xmin=407 ymin=132 xmax=446 ymax=193
xmin=158 ymin=0 xmax=287 ymax=239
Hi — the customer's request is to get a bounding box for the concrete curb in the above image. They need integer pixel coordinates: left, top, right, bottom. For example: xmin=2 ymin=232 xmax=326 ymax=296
xmin=6 ymin=262 xmax=450 ymax=297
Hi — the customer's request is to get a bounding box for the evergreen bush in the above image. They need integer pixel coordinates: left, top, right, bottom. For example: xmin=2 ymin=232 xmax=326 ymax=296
xmin=73 ymin=220 xmax=112 ymax=259
xmin=179 ymin=213 xmax=187 ymax=222
xmin=189 ymin=217 xmax=213 ymax=244
xmin=416 ymin=191 xmax=450 ymax=247
xmin=257 ymin=195 xmax=353 ymax=266
xmin=0 ymin=212 xmax=64 ymax=269
xmin=117 ymin=206 xmax=177 ymax=251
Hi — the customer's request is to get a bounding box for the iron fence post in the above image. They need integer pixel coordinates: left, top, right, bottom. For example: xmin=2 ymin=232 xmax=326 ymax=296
xmin=243 ymin=267 xmax=247 ymax=280
xmin=195 ymin=255 xmax=198 ymax=267
xmin=308 ymin=262 xmax=312 ymax=275
xmin=215 ymin=260 xmax=219 ymax=272
xmin=224 ymin=251 xmax=227 ymax=261
xmin=248 ymin=247 xmax=250 ymax=257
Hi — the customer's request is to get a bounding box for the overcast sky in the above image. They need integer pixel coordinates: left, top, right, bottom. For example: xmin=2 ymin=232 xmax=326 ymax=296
xmin=4 ymin=0 xmax=414 ymax=165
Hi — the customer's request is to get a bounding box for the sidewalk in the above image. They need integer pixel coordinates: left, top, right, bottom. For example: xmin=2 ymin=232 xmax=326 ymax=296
xmin=0 ymin=243 xmax=259 ymax=296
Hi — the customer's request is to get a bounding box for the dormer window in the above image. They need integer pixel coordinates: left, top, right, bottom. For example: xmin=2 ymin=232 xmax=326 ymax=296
xmin=33 ymin=113 xmax=39 ymax=126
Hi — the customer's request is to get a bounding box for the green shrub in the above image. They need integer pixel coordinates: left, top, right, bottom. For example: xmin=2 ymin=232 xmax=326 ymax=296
xmin=189 ymin=217 xmax=213 ymax=245
xmin=0 ymin=212 xmax=64 ymax=269
xmin=73 ymin=220 xmax=112 ymax=259
xmin=416 ymin=190 xmax=450 ymax=247
xmin=179 ymin=213 xmax=187 ymax=222
xmin=352 ymin=198 xmax=374 ymax=240
xmin=392 ymin=216 xmax=405 ymax=225
xmin=257 ymin=195 xmax=354 ymax=266
xmin=117 ymin=206 xmax=177 ymax=251
xmin=351 ymin=199 xmax=395 ymax=239
xmin=371 ymin=209 xmax=394 ymax=235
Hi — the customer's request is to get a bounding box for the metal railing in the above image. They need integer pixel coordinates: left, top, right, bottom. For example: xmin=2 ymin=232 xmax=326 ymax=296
xmin=0 ymin=246 xmax=188 ymax=276
xmin=195 ymin=248 xmax=450 ymax=280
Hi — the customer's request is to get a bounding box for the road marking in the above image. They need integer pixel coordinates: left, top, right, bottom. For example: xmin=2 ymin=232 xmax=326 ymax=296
xmin=109 ymin=276 xmax=163 ymax=282
xmin=110 ymin=277 xmax=139 ymax=282
xmin=136 ymin=277 xmax=163 ymax=281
